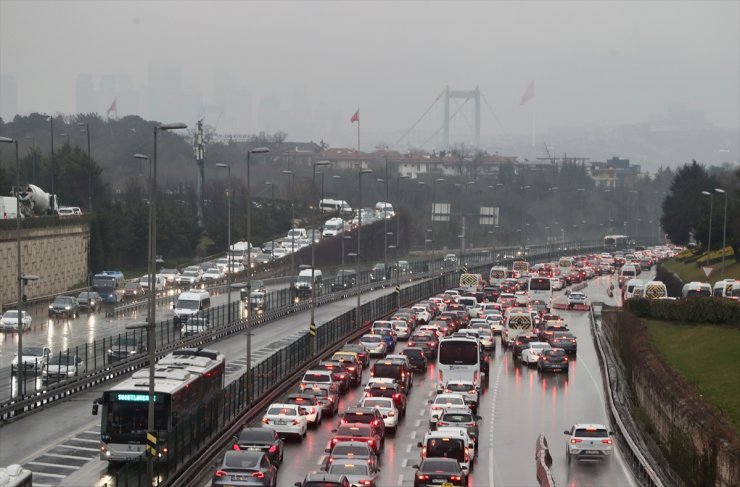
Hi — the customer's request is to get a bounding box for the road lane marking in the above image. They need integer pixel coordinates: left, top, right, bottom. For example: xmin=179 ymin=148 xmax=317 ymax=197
xmin=397 ymin=474 xmax=404 ymax=486
xmin=317 ymin=454 xmax=326 ymax=465
xmin=57 ymin=445 xmax=98 ymax=452
xmin=402 ymin=458 xmax=409 ymax=467
xmin=24 ymin=470 xmax=65 ymax=478
xmin=405 ymin=444 xmax=412 ymax=453
xmin=488 ymin=350 xmax=505 ymax=487
xmin=27 ymin=461 xmax=78 ymax=470
xmin=41 ymin=453 xmax=91 ymax=461
xmin=410 ymin=430 xmax=417 ymax=439
xmin=414 ymin=419 xmax=421 ymax=427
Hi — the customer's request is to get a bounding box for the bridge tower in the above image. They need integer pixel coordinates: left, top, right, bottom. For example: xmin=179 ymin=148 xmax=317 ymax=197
xmin=443 ymin=86 xmax=481 ymax=149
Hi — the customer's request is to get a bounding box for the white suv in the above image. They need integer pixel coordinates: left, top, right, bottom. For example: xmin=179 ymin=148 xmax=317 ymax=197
xmin=564 ymin=423 xmax=614 ymax=463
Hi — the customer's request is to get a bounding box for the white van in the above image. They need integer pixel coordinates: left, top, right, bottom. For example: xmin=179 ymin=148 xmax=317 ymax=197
xmin=319 ymin=199 xmax=353 ymax=215
xmin=618 ymin=265 xmax=637 ymax=288
xmin=173 ymin=290 xmax=211 ymax=324
xmin=295 ymin=268 xmax=323 ymax=299
xmin=322 ymin=218 xmax=345 ymax=238
xmin=375 ymin=201 xmax=394 ymax=218
xmin=286 ymin=228 xmax=308 ymax=240
xmin=644 ymin=281 xmax=668 ymax=300
xmin=681 ymin=282 xmax=711 ymax=298
xmin=623 ymin=279 xmax=644 ymax=300
xmin=713 ymin=279 xmax=740 ymax=299
xmin=504 ymin=311 xmax=533 ymax=347
xmin=457 ymin=296 xmax=481 ymax=318
xmin=140 ymin=274 xmax=165 ymax=292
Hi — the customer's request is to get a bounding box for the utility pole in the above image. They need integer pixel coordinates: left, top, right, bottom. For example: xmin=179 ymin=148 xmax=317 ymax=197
xmin=193 ymin=120 xmax=206 ymax=230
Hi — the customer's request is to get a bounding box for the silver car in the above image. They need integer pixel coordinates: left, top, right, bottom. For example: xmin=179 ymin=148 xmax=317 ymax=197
xmin=326 ymin=458 xmax=379 ymax=487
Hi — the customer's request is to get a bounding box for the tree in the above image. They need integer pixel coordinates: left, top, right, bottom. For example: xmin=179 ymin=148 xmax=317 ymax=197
xmin=660 ymin=160 xmax=719 ymax=245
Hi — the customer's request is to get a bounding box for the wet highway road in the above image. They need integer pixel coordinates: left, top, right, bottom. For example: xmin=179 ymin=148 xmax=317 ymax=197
xmin=2 ymin=272 xmax=644 ymax=487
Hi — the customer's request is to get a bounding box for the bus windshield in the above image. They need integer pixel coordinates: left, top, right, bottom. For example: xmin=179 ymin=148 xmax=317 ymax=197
xmin=438 ymin=341 xmax=478 ymax=365
xmin=529 ymin=277 xmax=551 ymax=291
xmin=103 ymin=400 xmax=169 ymax=434
xmin=93 ymin=277 xmax=115 ymax=289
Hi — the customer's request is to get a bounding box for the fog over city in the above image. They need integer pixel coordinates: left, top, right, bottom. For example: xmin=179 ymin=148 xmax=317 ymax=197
xmin=1 ymin=1 xmax=738 ymax=169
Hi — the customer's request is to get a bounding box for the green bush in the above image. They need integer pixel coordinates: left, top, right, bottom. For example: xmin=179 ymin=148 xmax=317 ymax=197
xmin=626 ymin=297 xmax=740 ymax=325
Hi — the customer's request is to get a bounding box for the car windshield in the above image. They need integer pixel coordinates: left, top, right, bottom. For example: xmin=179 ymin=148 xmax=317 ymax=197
xmin=333 ymin=444 xmax=369 ymax=456
xmin=411 ymin=335 xmax=431 ymax=342
xmin=182 ymin=271 xmax=198 ymax=277
xmin=329 ymin=463 xmax=369 ymax=475
xmin=53 ymin=297 xmax=75 ymax=305
xmin=441 ymin=412 xmax=474 ymax=423
xmin=3 ymin=310 xmax=19 ymax=318
xmin=223 ymin=451 xmax=261 ymax=468
xmin=446 ymin=383 xmax=474 ymax=392
xmin=337 ymin=424 xmax=370 ymax=435
xmin=574 ymin=428 xmax=609 ymax=438
xmin=545 ymin=350 xmax=566 ymax=357
xmin=176 ymin=299 xmax=200 ymax=310
xmin=362 ymin=398 xmax=391 ymax=408
xmin=362 ymin=336 xmax=382 ymax=343
xmin=267 ymin=407 xmax=296 ymax=416
xmin=426 ymin=438 xmax=465 ymax=460
xmin=21 ymin=346 xmax=44 ymax=355
xmin=49 ymin=355 xmax=79 ymax=365
xmin=125 ymin=283 xmax=140 ymax=290
xmin=239 ymin=429 xmax=274 ymax=442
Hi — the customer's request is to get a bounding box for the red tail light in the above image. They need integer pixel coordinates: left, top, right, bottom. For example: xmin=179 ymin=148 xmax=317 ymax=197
xmin=359 ymin=481 xmax=373 ymax=486
xmin=232 ymin=444 xmax=240 ymax=450
xmin=292 ymin=419 xmax=301 ymax=425
xmin=367 ymin=439 xmax=375 ymax=446
xmin=261 ymin=418 xmax=269 ymax=424
xmin=393 ymin=393 xmax=401 ymax=400
xmin=451 ymin=475 xmax=462 ymax=481
xmin=601 ymin=439 xmax=613 ymax=445
xmin=416 ymin=474 xmax=430 ymax=480
xmin=437 ymin=421 xmax=448 ymax=426
xmin=215 ymin=470 xmax=227 ymax=477
xmin=251 ymin=472 xmax=265 ymax=478
xmin=268 ymin=445 xmax=278 ymax=453
xmin=570 ymin=438 xmax=582 ymax=444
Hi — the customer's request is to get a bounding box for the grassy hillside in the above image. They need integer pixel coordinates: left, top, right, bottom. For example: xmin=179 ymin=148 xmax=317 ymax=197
xmin=645 ymin=319 xmax=740 ymax=432
xmin=662 ymin=257 xmax=740 ymax=284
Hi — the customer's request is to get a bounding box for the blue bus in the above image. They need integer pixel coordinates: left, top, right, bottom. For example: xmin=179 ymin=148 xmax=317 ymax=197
xmin=92 ymin=271 xmax=125 ymax=304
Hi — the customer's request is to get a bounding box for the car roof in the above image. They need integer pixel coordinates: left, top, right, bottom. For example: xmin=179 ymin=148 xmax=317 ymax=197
xmin=572 ymin=423 xmax=608 ymax=430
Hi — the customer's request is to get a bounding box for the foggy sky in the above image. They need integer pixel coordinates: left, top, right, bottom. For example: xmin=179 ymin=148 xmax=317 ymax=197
xmin=1 ymin=0 xmax=738 ymax=151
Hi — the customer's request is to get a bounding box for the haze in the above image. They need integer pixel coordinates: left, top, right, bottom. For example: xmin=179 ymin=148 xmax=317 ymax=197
xmin=1 ymin=0 xmax=738 ymax=164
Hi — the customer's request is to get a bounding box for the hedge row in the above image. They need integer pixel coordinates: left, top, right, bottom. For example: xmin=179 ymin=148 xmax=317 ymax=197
xmin=626 ymin=297 xmax=740 ymax=325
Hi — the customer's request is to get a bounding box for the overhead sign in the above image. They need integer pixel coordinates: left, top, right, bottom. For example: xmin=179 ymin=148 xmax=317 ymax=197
xmin=479 ymin=206 xmax=499 ymax=225
xmin=701 ymin=266 xmax=713 ymax=278
xmin=432 ymin=202 xmax=451 ymax=222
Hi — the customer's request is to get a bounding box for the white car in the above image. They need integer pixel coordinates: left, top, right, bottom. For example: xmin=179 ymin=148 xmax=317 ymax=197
xmin=43 ymin=355 xmax=85 ymax=383
xmin=412 ymin=305 xmax=431 ymax=324
xmin=177 ymin=270 xmax=201 ymax=286
xmin=567 ymin=292 xmax=588 ymax=306
xmin=0 ymin=310 xmax=32 ymax=332
xmin=12 ymin=346 xmax=51 ymax=374
xmin=358 ymin=396 xmax=400 ymax=431
xmin=272 ymin=247 xmax=290 ymax=259
xmin=202 ymin=267 xmax=224 ymax=282
xmin=261 ymin=403 xmax=307 ymax=440
xmin=159 ymin=268 xmax=181 ymax=286
xmin=419 ymin=427 xmax=475 ymax=471
xmin=391 ymin=320 xmax=410 ymax=340
xmin=482 ymin=312 xmax=504 ymax=335
xmin=521 ymin=342 xmax=552 ymax=365
xmin=564 ymin=423 xmax=614 ymax=462
xmin=359 ymin=334 xmax=387 ymax=357
xmin=442 ymin=381 xmax=479 ymax=411
xmin=428 ymin=392 xmax=467 ymax=427
xmin=550 ymin=277 xmax=563 ymax=291
xmin=470 ymin=326 xmax=494 ymax=350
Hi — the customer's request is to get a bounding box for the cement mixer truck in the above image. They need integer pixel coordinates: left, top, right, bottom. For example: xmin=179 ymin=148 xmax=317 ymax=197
xmin=16 ymin=184 xmax=59 ymax=217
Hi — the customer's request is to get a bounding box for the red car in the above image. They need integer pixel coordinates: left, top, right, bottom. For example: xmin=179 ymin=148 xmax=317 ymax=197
xmin=329 ymin=423 xmax=382 ymax=454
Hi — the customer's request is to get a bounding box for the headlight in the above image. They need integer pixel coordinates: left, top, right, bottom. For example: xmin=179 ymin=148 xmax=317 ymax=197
xmin=49 ymin=305 xmax=53 ymax=309
xmin=65 ymin=306 xmax=71 ymax=310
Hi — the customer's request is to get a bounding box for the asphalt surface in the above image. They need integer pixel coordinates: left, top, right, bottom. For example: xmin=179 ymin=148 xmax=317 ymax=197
xmin=1 ymin=271 xmax=644 ymax=487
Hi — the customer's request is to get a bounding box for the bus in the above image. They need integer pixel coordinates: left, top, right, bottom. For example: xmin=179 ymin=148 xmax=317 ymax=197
xmin=558 ymin=257 xmax=573 ymax=277
xmin=512 ymin=260 xmax=529 ymax=277
xmin=93 ymin=348 xmax=225 ymax=462
xmin=604 ymin=235 xmax=630 ymax=252
xmin=437 ymin=336 xmax=481 ymax=392
xmin=528 ymin=276 xmax=553 ymax=304
xmin=92 ymin=271 xmax=125 ymax=304
xmin=489 ymin=266 xmax=507 ymax=286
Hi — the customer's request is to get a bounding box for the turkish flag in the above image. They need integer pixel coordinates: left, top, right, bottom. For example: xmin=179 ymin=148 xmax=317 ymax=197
xmin=350 ymin=109 xmax=359 ymax=123
xmin=520 ymin=81 xmax=535 ymax=106
xmin=107 ymin=97 xmax=118 ymax=116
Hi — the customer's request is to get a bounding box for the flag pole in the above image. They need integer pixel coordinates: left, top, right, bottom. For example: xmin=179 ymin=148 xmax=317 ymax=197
xmin=357 ymin=108 xmax=361 ymax=151
xmin=531 ymin=98 xmax=536 ymax=147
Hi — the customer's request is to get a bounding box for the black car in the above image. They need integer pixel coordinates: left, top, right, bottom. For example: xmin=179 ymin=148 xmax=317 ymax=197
xmin=548 ymin=332 xmax=578 ymax=354
xmin=413 ymin=458 xmax=467 ymax=487
xmin=231 ymin=427 xmax=284 ymax=466
xmin=107 ymin=335 xmax=147 ymax=362
xmin=537 ymin=348 xmax=570 ymax=373
xmin=48 ymin=296 xmax=80 ymax=319
xmin=295 ymin=472 xmax=350 ymax=487
xmin=339 ymin=407 xmax=386 ymax=440
xmin=331 ymin=269 xmax=356 ymax=292
xmin=370 ymin=263 xmax=388 ymax=282
xmin=401 ymin=347 xmax=428 ymax=372
xmin=323 ymin=441 xmax=379 ymax=472
xmin=512 ymin=334 xmax=540 ymax=359
xmin=213 ymin=450 xmax=277 ymax=487
xmin=340 ymin=343 xmax=369 ymax=368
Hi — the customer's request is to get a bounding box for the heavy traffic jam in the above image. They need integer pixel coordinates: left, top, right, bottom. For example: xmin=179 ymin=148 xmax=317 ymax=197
xmin=204 ymin=245 xmax=685 ymax=487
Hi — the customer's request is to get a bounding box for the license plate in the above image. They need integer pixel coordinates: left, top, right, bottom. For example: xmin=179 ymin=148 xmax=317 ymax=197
xmin=442 ymin=483 xmax=454 ymax=487
xmin=583 ymin=450 xmax=599 ymax=455
xmin=274 ymin=420 xmax=286 ymax=425
xmin=247 ymin=447 xmax=262 ymax=451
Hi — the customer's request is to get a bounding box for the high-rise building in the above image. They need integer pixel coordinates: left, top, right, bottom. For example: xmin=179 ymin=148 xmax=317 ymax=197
xmin=0 ymin=75 xmax=18 ymax=121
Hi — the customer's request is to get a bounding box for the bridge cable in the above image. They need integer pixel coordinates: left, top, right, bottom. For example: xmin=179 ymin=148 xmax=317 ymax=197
xmin=395 ymin=88 xmax=446 ymax=146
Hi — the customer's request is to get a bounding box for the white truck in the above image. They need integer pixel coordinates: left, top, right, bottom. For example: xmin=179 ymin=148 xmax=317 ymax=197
xmin=1 ymin=196 xmax=21 ymax=219
xmin=16 ymin=184 xmax=59 ymax=217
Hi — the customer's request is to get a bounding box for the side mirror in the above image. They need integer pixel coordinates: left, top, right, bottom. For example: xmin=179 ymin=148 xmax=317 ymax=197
xmin=461 ymin=465 xmax=468 ymax=470
xmin=91 ymin=403 xmax=98 ymax=415
xmin=416 ymin=441 xmax=423 ymax=448
xmin=563 ymin=430 xmax=570 ymax=435
xmin=295 ymin=483 xmax=302 ymax=487
xmin=324 ymin=448 xmax=331 ymax=453
xmin=331 ymin=429 xmax=337 ymax=433
xmin=411 ymin=464 xmax=419 ymax=469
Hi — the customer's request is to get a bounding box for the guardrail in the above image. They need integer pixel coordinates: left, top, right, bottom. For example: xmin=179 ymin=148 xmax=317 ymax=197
xmin=535 ymin=434 xmax=555 ymax=487
xmin=1 ymin=239 xmax=603 ymax=423
xmin=589 ymin=304 xmax=664 ymax=487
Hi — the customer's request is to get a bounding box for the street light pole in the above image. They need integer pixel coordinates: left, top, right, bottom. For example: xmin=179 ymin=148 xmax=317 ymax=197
xmin=78 ymin=122 xmax=93 ymax=211
xmin=356 ymin=168 xmax=373 ymax=327
xmin=265 ymin=182 xmax=276 ymax=250
xmin=310 ymin=160 xmax=331 ymax=351
xmin=714 ymin=188 xmax=728 ymax=279
xmin=216 ymin=163 xmax=232 ymax=321
xmin=701 ymin=191 xmax=713 ymax=258
xmin=282 ymin=170 xmax=295 ymax=283
xmin=45 ymin=115 xmax=55 ymax=196
xmin=245 ymin=147 xmax=270 ymax=397
xmin=432 ymin=178 xmax=445 ymax=270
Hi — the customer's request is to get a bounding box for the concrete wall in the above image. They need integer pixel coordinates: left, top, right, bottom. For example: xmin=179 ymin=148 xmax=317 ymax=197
xmin=0 ymin=223 xmax=90 ymax=306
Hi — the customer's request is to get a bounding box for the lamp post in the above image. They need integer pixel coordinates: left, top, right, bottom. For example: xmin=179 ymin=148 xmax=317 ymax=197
xmin=377 ymin=176 xmax=389 ymax=278
xmin=78 ymin=122 xmax=93 ymax=211
xmin=244 ymin=147 xmax=270 ymax=396
xmin=282 ymin=170 xmax=296 ymax=282
xmin=576 ymin=188 xmax=585 ymax=247
xmin=0 ymin=136 xmax=38 ymax=400
xmin=44 ymin=115 xmax=55 ymax=195
xmin=23 ymin=136 xmax=35 ymax=184
xmin=58 ymin=132 xmax=70 ymax=147
xmin=310 ymin=160 xmax=331 ymax=351
xmin=141 ymin=120 xmax=186 ymax=486
xmin=356 ymin=168 xmax=373 ymax=327
xmin=519 ymin=185 xmax=531 ymax=251
xmin=216 ymin=163 xmax=232 ymax=321
xmin=265 ymin=182 xmax=276 ymax=250
xmin=714 ymin=188 xmax=728 ymax=279
xmin=701 ymin=191 xmax=713 ymax=258
xmin=388 ymin=241 xmax=400 ymax=310
xmin=395 ymin=174 xmax=409 ymax=263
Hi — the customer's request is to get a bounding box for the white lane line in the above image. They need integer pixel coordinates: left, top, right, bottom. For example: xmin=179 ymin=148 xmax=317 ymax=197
xmin=414 ymin=419 xmax=421 ymax=427
xmin=27 ymin=461 xmax=78 ymax=470
xmin=69 ymin=437 xmax=99 ymax=443
xmin=57 ymin=445 xmax=99 ymax=452
xmin=83 ymin=430 xmax=100 ymax=435
xmin=24 ymin=470 xmax=65 ymax=478
xmin=418 ymin=409 xmax=425 ymax=417
xmin=41 ymin=452 xmax=91 ymax=461
xmin=397 ymin=474 xmax=404 ymax=486
xmin=488 ymin=353 xmax=505 ymax=487
xmin=317 ymin=454 xmax=326 ymax=466
xmin=405 ymin=444 xmax=412 ymax=453
xmin=410 ymin=430 xmax=417 ymax=439
xmin=402 ymin=458 xmax=409 ymax=467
